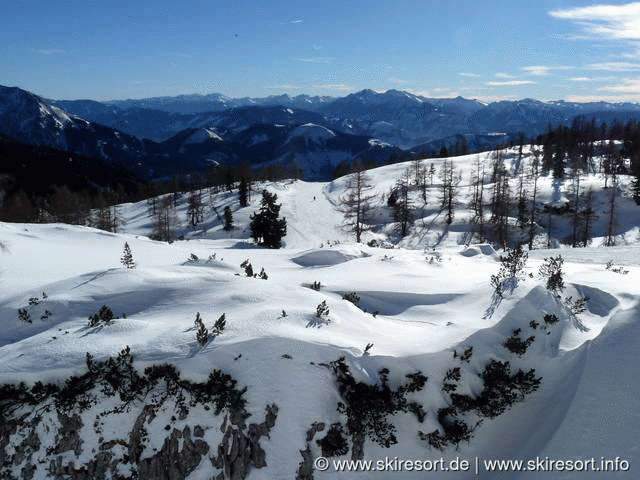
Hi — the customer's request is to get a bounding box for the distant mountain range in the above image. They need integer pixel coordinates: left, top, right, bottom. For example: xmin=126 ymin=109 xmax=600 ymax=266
xmin=0 ymin=86 xmax=401 ymax=182
xmin=2 ymin=85 xmax=640 ymax=188
xmin=55 ymin=89 xmax=640 ymax=149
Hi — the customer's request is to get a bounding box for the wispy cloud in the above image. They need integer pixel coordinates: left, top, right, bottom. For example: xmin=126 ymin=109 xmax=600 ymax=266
xmin=314 ymin=83 xmax=353 ymax=92
xmin=293 ymin=56 xmax=335 ymax=65
xmin=459 ymin=72 xmax=481 ymax=78
xmin=487 ymin=80 xmax=536 ymax=87
xmin=569 ymin=75 xmax=616 ymax=82
xmin=270 ymin=83 xmax=305 ymax=91
xmin=585 ymin=62 xmax=640 ymax=71
xmin=549 ymin=3 xmax=640 ymax=41
xmin=522 ymin=65 xmax=572 ymax=76
xmin=601 ymin=77 xmax=640 ymax=94
xmin=37 ymin=48 xmax=65 ymax=55
xmin=495 ymin=72 xmax=518 ymax=79
xmin=290 ymin=19 xmax=303 ymax=24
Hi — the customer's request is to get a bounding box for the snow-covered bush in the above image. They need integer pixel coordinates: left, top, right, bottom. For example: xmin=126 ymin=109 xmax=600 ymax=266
xmin=88 ymin=305 xmax=115 ymax=327
xmin=502 ymin=329 xmax=535 ymax=356
xmin=316 ymin=423 xmax=349 ymax=457
xmin=490 ymin=245 xmax=528 ymax=297
xmin=316 ymin=300 xmax=329 ymax=318
xmin=342 ymin=292 xmax=360 ymax=305
xmin=330 ymin=358 xmax=427 ymax=459
xmin=539 ymin=255 xmax=564 ymax=295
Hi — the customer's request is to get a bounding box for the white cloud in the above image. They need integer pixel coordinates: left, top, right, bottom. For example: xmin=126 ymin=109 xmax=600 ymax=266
xmin=550 ymin=3 xmax=640 ymax=41
xmin=487 ymin=80 xmax=536 ymax=87
xmin=293 ymin=57 xmax=335 ymax=65
xmin=522 ymin=65 xmax=572 ymax=76
xmin=569 ymin=75 xmax=616 ymax=82
xmin=585 ymin=62 xmax=640 ymax=71
xmin=495 ymin=72 xmax=518 ymax=79
xmin=459 ymin=72 xmax=481 ymax=78
xmin=314 ymin=83 xmax=353 ymax=92
xmin=601 ymin=77 xmax=640 ymax=93
xmin=290 ymin=19 xmax=303 ymax=24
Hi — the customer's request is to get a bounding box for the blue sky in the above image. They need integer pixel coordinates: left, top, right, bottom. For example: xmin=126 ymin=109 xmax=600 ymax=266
xmin=2 ymin=0 xmax=640 ymax=102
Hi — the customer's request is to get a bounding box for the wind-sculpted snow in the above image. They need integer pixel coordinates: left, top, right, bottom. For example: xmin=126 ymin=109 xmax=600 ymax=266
xmin=2 ymin=148 xmax=640 ymax=477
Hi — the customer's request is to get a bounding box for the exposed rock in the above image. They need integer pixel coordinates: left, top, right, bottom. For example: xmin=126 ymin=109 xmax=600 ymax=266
xmin=297 ymin=422 xmax=326 ymax=480
xmin=212 ymin=403 xmax=278 ymax=480
xmin=52 ymin=412 xmax=83 ymax=455
xmin=138 ymin=426 xmax=209 ymax=480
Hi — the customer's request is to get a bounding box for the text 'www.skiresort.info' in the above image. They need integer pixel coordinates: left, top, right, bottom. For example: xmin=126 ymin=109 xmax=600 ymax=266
xmin=313 ymin=456 xmax=630 ymax=474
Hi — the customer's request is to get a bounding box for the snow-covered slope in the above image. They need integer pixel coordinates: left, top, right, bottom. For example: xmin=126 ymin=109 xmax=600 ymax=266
xmin=1 ymin=149 xmax=640 ymax=479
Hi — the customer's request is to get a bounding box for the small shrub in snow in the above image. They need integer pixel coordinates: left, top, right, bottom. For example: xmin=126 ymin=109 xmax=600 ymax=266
xmin=28 ymin=296 xmax=41 ymax=306
xmin=195 ymin=313 xmax=208 ymax=346
xmin=538 ymin=255 xmax=564 ymax=295
xmin=258 ymin=267 xmax=268 ymax=280
xmin=310 ymin=281 xmax=322 ymax=291
xmin=453 ymin=346 xmax=473 ymax=363
xmin=316 ymin=300 xmax=330 ymax=318
xmin=18 ymin=308 xmax=31 ymax=323
xmin=529 ymin=320 xmax=539 ymax=330
xmin=543 ymin=313 xmax=559 ymax=326
xmin=40 ymin=310 xmax=52 ymax=321
xmin=423 ymin=359 xmax=541 ymax=451
xmin=316 ymin=423 xmax=349 ymax=457
xmin=188 ymin=253 xmax=199 ymax=262
xmin=120 ymin=242 xmax=135 ymax=269
xmin=457 ymin=360 xmax=541 ymax=418
xmin=211 ymin=313 xmax=226 ymax=336
xmin=502 ymin=329 xmax=535 ymax=356
xmin=88 ymin=305 xmax=115 ymax=327
xmin=491 ymin=245 xmax=528 ymax=298
xmin=606 ymin=260 xmax=629 ymax=275
xmin=342 ymin=292 xmax=360 ymax=305
xmin=330 ymin=358 xmax=427 ymax=459
xmin=442 ymin=367 xmax=461 ymax=393
xmin=363 ymin=343 xmax=374 ymax=356
xmin=240 ymin=259 xmax=254 ymax=277
xmin=426 ymin=252 xmax=442 ymax=264
xmin=281 ymin=310 xmax=287 ymax=318
xmin=420 ymin=407 xmax=473 ymax=450
xmin=564 ymin=296 xmax=587 ymax=317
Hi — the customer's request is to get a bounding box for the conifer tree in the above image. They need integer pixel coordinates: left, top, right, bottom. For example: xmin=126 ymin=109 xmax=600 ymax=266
xmin=120 ymin=242 xmax=135 ymax=269
xmin=195 ymin=313 xmax=209 ymax=346
xmin=239 ymin=177 xmax=249 ymax=207
xmin=223 ymin=206 xmax=233 ymax=231
xmin=250 ymin=190 xmax=287 ymax=248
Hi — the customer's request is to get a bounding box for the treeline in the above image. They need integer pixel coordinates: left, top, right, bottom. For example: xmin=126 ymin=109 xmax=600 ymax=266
xmin=536 ymin=118 xmax=640 ymax=200
xmin=0 ymin=133 xmax=298 ymax=226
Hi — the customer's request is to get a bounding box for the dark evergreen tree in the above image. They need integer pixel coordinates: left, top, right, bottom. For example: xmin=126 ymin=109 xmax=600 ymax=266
xmin=223 ymin=206 xmax=233 ymax=231
xmin=120 ymin=242 xmax=135 ymax=269
xmin=393 ymin=168 xmax=413 ymax=236
xmin=239 ymin=177 xmax=249 ymax=207
xmin=250 ymin=190 xmax=287 ymax=248
xmin=195 ymin=313 xmax=209 ymax=346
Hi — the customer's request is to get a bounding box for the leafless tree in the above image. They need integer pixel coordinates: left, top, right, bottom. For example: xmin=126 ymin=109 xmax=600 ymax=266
xmin=341 ymin=166 xmax=377 ymax=243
